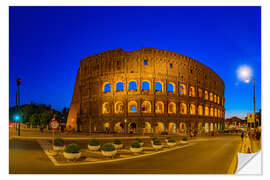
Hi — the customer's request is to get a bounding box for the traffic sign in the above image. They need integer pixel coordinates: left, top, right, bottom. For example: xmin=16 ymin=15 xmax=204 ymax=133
xmin=49 ymin=119 xmax=59 ymax=130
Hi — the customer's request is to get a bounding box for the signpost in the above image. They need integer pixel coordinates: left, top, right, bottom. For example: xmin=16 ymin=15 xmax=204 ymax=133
xmin=49 ymin=117 xmax=59 ymax=148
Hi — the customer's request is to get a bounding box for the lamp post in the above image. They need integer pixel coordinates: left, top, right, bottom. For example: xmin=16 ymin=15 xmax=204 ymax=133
xmin=16 ymin=78 xmax=21 ymax=136
xmin=124 ymin=118 xmax=127 ymax=136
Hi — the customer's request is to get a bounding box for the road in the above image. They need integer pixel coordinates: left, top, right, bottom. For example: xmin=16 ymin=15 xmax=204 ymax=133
xmin=9 ymin=136 xmax=241 ymax=174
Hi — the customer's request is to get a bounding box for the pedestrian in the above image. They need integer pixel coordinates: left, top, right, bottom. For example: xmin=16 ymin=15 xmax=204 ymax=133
xmin=241 ymin=132 xmax=244 ymax=142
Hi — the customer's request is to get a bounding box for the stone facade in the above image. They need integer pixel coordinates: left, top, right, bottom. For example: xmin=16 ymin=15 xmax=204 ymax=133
xmin=66 ymin=48 xmax=225 ymax=135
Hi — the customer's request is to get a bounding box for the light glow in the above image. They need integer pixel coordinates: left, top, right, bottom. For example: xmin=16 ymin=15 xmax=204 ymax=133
xmin=237 ymin=65 xmax=253 ymax=83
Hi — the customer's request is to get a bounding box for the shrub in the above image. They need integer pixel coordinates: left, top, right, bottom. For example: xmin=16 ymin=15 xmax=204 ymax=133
xmin=152 ymin=137 xmax=159 ymax=141
xmin=113 ymin=139 xmax=122 ymax=145
xmin=88 ymin=139 xmax=99 ymax=146
xmin=168 ymin=138 xmax=176 ymax=143
xmin=153 ymin=139 xmax=162 ymax=145
xmin=101 ymin=143 xmax=116 ymax=151
xmin=135 ymin=138 xmax=142 ymax=143
xmin=64 ymin=144 xmax=79 ymax=153
xmin=54 ymin=138 xmax=64 ymax=146
xmin=131 ymin=141 xmax=141 ymax=148
xmin=182 ymin=136 xmax=188 ymax=141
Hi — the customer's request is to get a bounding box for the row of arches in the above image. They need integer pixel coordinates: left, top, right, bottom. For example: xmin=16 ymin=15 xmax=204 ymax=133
xmin=103 ymin=81 xmax=224 ymax=105
xmin=103 ymin=121 xmax=223 ymax=134
xmin=102 ymin=101 xmax=225 ymax=118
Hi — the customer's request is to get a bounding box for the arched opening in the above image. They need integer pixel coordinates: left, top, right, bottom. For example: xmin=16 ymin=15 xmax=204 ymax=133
xmin=210 ymin=92 xmax=213 ymax=101
xmin=116 ymin=82 xmax=124 ymax=91
xmin=128 ymin=101 xmax=137 ymax=113
xmin=205 ymin=90 xmax=208 ymax=100
xmin=155 ymin=82 xmax=163 ymax=92
xmin=210 ymin=123 xmax=214 ymax=132
xmin=102 ymin=102 xmax=110 ymax=114
xmin=205 ymin=123 xmax=209 ymax=133
xmin=168 ymin=82 xmax=175 ymax=93
xmin=115 ymin=101 xmax=124 ymax=114
xmin=198 ymin=105 xmax=203 ymax=116
xmin=128 ymin=81 xmax=137 ymax=90
xmin=168 ymin=102 xmax=176 ymax=114
xmin=214 ymin=94 xmax=217 ymax=103
xmin=210 ymin=108 xmax=214 ymax=116
xmin=190 ymin=104 xmax=196 ymax=115
xmin=198 ymin=122 xmax=203 ymax=134
xmin=179 ymin=84 xmax=186 ymax=95
xmin=198 ymin=88 xmax=203 ymax=98
xmin=155 ymin=122 xmax=165 ymax=133
xmin=179 ymin=122 xmax=186 ymax=133
xmin=103 ymin=82 xmax=111 ymax=92
xmin=104 ymin=122 xmax=110 ymax=131
xmin=214 ymin=123 xmax=217 ymax=131
xmin=155 ymin=101 xmax=164 ymax=113
xmin=205 ymin=106 xmax=209 ymax=116
xmin=144 ymin=122 xmax=152 ymax=133
xmin=189 ymin=86 xmax=196 ymax=97
xmin=218 ymin=123 xmax=221 ymax=131
xmin=142 ymin=81 xmax=150 ymax=91
xmin=128 ymin=122 xmax=136 ymax=134
xmin=114 ymin=122 xmax=124 ymax=133
xmin=215 ymin=108 xmax=218 ymax=117
xmin=180 ymin=103 xmax=187 ymax=114
xmin=168 ymin=122 xmax=177 ymax=134
xmin=217 ymin=96 xmax=220 ymax=104
xmin=141 ymin=101 xmax=151 ymax=113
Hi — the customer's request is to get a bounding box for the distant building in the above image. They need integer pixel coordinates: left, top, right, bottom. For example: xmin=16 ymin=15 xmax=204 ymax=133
xmin=247 ymin=109 xmax=261 ymax=128
xmin=225 ymin=116 xmax=243 ymax=129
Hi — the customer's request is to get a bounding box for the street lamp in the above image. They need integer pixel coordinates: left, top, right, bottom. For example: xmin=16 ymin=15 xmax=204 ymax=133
xmin=16 ymin=78 xmax=21 ymax=136
xmin=124 ymin=118 xmax=127 ymax=136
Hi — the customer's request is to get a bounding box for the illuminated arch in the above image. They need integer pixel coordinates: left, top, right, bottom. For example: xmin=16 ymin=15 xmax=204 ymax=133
xmin=168 ymin=102 xmax=176 ymax=114
xmin=168 ymin=122 xmax=177 ymax=134
xmin=155 ymin=101 xmax=164 ymax=113
xmin=214 ymin=94 xmax=217 ymax=103
xmin=102 ymin=102 xmax=110 ymax=114
xmin=179 ymin=84 xmax=186 ymax=95
xmin=205 ymin=90 xmax=208 ymax=100
xmin=205 ymin=106 xmax=209 ymax=116
xmin=180 ymin=103 xmax=187 ymax=114
xmin=214 ymin=108 xmax=218 ymax=117
xmin=210 ymin=107 xmax=214 ymax=117
xmin=179 ymin=122 xmax=186 ymax=133
xmin=155 ymin=82 xmax=163 ymax=92
xmin=144 ymin=122 xmax=152 ymax=133
xmin=128 ymin=80 xmax=137 ymax=90
xmin=210 ymin=123 xmax=214 ymax=132
xmin=103 ymin=82 xmax=111 ymax=92
xmin=114 ymin=122 xmax=123 ymax=133
xmin=210 ymin=92 xmax=213 ymax=101
xmin=198 ymin=105 xmax=203 ymax=116
xmin=115 ymin=101 xmax=124 ymax=114
xmin=198 ymin=88 xmax=203 ymax=98
xmin=142 ymin=80 xmax=151 ymax=91
xmin=141 ymin=101 xmax=151 ymax=113
xmin=217 ymin=96 xmax=220 ymax=104
xmin=189 ymin=86 xmax=196 ymax=97
xmin=155 ymin=122 xmax=165 ymax=133
xmin=205 ymin=123 xmax=209 ymax=133
xmin=115 ymin=81 xmax=124 ymax=91
xmin=128 ymin=101 xmax=137 ymax=113
xmin=190 ymin=104 xmax=196 ymax=115
xmin=103 ymin=122 xmax=110 ymax=130
xmin=168 ymin=82 xmax=175 ymax=93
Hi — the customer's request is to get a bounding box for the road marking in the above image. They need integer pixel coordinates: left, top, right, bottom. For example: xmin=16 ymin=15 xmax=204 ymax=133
xmin=37 ymin=140 xmax=195 ymax=167
xmin=227 ymin=139 xmax=242 ymax=174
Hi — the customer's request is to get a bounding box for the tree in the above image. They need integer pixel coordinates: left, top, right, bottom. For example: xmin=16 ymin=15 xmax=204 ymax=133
xmin=30 ymin=113 xmax=40 ymax=127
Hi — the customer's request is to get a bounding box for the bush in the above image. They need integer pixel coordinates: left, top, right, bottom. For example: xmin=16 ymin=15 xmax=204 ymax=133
xmin=54 ymin=138 xmax=64 ymax=146
xmin=131 ymin=141 xmax=141 ymax=148
xmin=101 ymin=143 xmax=116 ymax=151
xmin=135 ymin=138 xmax=142 ymax=143
xmin=168 ymin=138 xmax=176 ymax=143
xmin=182 ymin=136 xmax=188 ymax=141
xmin=113 ymin=139 xmax=122 ymax=145
xmin=152 ymin=137 xmax=159 ymax=141
xmin=153 ymin=139 xmax=162 ymax=145
xmin=64 ymin=144 xmax=79 ymax=153
xmin=88 ymin=139 xmax=99 ymax=146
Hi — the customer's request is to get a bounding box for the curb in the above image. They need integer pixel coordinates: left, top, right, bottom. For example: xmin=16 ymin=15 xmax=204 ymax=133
xmin=227 ymin=140 xmax=242 ymax=174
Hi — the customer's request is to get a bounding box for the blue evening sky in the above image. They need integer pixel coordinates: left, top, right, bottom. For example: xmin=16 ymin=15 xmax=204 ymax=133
xmin=9 ymin=6 xmax=261 ymax=118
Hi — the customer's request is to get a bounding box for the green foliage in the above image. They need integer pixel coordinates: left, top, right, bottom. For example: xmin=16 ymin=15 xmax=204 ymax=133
xmin=168 ymin=138 xmax=176 ymax=143
xmin=64 ymin=144 xmax=79 ymax=153
xmin=101 ymin=143 xmax=115 ymax=151
xmin=153 ymin=138 xmax=162 ymax=145
xmin=113 ymin=139 xmax=122 ymax=145
xmin=30 ymin=113 xmax=40 ymax=127
xmin=131 ymin=141 xmax=141 ymax=148
xmin=54 ymin=138 xmax=64 ymax=146
xmin=182 ymin=136 xmax=188 ymax=141
xmin=88 ymin=139 xmax=100 ymax=146
xmin=135 ymin=138 xmax=142 ymax=143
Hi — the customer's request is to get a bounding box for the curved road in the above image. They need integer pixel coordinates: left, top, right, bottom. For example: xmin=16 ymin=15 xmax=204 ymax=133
xmin=9 ymin=136 xmax=240 ymax=174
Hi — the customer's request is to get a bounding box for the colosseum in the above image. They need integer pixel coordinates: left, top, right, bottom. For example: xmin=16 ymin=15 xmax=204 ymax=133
xmin=66 ymin=47 xmax=225 ymax=135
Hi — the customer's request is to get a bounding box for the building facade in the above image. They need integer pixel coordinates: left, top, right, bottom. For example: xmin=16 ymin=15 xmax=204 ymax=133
xmin=66 ymin=48 xmax=225 ymax=135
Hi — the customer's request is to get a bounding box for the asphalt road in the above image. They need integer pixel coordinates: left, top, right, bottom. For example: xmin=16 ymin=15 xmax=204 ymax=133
xmin=9 ymin=136 xmax=241 ymax=174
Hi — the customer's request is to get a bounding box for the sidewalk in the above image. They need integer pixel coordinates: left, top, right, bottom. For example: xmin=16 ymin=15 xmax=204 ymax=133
xmin=239 ymin=135 xmax=261 ymax=153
